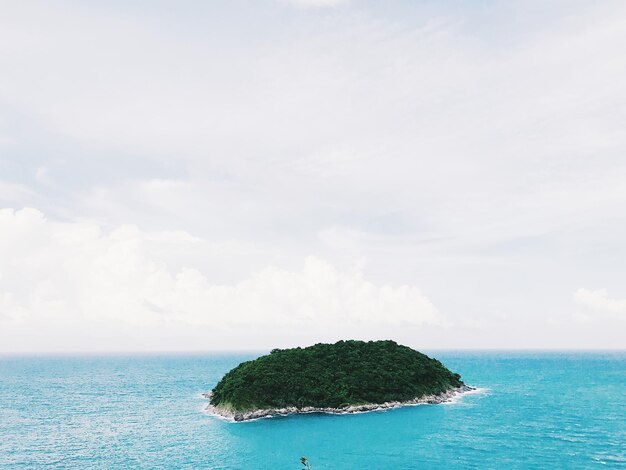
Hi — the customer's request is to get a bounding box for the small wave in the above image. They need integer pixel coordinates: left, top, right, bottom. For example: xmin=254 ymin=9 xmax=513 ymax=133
xmin=594 ymin=455 xmax=626 ymax=465
xmin=465 ymin=386 xmax=490 ymax=396
xmin=442 ymin=386 xmax=490 ymax=405
xmin=204 ymin=410 xmax=238 ymax=423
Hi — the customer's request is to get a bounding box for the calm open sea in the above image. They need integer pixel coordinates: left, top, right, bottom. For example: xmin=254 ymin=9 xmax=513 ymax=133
xmin=0 ymin=351 xmax=624 ymax=469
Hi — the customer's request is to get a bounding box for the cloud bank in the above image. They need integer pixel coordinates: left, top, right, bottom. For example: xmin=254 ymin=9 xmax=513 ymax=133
xmin=0 ymin=208 xmax=443 ymax=335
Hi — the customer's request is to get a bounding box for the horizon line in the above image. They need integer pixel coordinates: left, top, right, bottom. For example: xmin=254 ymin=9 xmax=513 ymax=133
xmin=1 ymin=347 xmax=625 ymax=357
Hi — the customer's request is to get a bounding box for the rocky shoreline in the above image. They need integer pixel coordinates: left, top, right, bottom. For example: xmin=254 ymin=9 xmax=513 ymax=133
xmin=204 ymin=385 xmax=476 ymax=422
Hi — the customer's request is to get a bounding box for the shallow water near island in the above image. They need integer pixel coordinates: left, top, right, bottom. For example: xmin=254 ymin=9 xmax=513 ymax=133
xmin=1 ymin=351 xmax=624 ymax=469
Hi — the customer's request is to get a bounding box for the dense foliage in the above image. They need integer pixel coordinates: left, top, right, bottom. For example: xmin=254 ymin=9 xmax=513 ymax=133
xmin=210 ymin=340 xmax=463 ymax=411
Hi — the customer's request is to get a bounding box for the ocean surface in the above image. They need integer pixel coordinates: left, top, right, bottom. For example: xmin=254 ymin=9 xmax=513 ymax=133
xmin=1 ymin=351 xmax=624 ymax=469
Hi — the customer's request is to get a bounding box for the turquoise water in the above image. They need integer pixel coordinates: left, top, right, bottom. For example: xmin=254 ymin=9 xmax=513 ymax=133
xmin=1 ymin=352 xmax=624 ymax=469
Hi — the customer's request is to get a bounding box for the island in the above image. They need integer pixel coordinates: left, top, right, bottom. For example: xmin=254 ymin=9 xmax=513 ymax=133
xmin=205 ymin=340 xmax=474 ymax=421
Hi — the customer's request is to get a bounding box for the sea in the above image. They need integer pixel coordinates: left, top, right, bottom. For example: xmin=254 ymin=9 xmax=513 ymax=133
xmin=0 ymin=351 xmax=624 ymax=469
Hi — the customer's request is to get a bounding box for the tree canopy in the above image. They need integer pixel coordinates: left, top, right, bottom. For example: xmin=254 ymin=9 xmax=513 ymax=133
xmin=210 ymin=340 xmax=463 ymax=411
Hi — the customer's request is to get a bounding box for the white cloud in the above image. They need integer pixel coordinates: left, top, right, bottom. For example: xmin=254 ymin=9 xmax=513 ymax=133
xmin=0 ymin=208 xmax=443 ymax=336
xmin=573 ymin=288 xmax=626 ymax=323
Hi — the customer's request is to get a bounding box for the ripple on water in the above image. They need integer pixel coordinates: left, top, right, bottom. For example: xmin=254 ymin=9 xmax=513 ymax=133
xmin=0 ymin=352 xmax=624 ymax=469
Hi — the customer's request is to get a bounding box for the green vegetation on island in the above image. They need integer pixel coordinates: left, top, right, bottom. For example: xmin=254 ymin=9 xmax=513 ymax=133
xmin=209 ymin=340 xmax=464 ymax=414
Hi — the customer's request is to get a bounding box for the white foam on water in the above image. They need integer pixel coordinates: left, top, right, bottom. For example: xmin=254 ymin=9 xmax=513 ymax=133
xmin=442 ymin=386 xmax=490 ymax=405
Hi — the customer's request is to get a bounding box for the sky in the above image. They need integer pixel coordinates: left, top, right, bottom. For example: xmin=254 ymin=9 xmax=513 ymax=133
xmin=1 ymin=0 xmax=625 ymax=352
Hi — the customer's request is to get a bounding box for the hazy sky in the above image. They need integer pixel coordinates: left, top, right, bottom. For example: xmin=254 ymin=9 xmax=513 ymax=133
xmin=1 ymin=0 xmax=625 ymax=352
